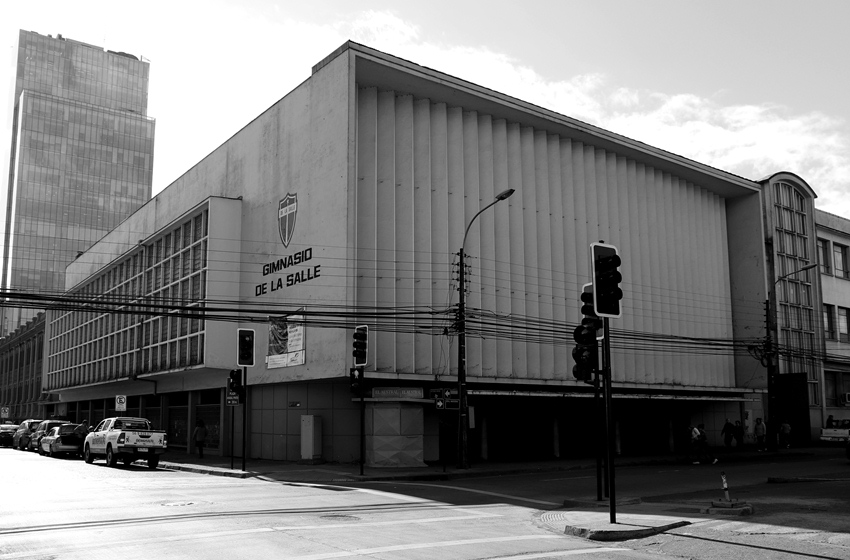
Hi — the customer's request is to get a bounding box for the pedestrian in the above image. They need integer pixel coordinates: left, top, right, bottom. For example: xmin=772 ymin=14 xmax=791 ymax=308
xmin=754 ymin=417 xmax=766 ymax=451
xmin=688 ymin=425 xmax=701 ymax=464
xmin=779 ymin=420 xmax=791 ymax=449
xmin=733 ymin=420 xmax=744 ymax=448
xmin=721 ymin=419 xmax=735 ymax=449
xmin=826 ymin=415 xmax=836 ymax=428
xmin=192 ymin=419 xmax=208 ymax=459
xmin=696 ymin=423 xmax=718 ymax=464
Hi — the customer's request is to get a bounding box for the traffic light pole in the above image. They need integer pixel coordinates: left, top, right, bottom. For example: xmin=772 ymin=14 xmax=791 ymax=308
xmin=242 ymin=365 xmax=247 ymax=472
xmin=602 ymin=317 xmax=616 ymax=524
xmin=359 ymin=367 xmax=365 ymax=476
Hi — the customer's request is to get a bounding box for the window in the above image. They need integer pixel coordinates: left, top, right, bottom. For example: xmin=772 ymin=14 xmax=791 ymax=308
xmin=818 ymin=238 xmax=831 ymax=274
xmin=824 ymin=305 xmax=836 ymax=340
xmin=824 ymin=371 xmax=850 ymax=407
xmin=839 ymin=307 xmax=850 ymax=342
xmin=834 ymin=244 xmax=848 ymax=279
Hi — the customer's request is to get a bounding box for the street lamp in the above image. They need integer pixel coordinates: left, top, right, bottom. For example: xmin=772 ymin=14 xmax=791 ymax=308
xmin=457 ymin=188 xmax=515 ymax=469
xmin=766 ymin=262 xmax=817 ymax=450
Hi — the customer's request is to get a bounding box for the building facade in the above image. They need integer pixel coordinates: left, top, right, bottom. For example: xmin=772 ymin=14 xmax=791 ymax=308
xmin=0 ymin=313 xmax=44 ymax=421
xmin=43 ymin=42 xmax=807 ymax=464
xmin=815 ymin=209 xmax=850 ymax=426
xmin=1 ymin=30 xmax=155 ymax=335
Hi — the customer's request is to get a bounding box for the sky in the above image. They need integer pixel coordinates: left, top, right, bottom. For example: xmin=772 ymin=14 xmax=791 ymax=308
xmin=3 ymin=0 xmax=850 ymax=218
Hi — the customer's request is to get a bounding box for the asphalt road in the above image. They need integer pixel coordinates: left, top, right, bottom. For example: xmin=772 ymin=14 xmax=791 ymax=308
xmin=2 ymin=445 xmax=848 ymax=560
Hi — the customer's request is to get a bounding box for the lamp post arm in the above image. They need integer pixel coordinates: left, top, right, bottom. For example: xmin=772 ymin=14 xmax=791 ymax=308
xmin=461 ymin=200 xmax=499 ymax=255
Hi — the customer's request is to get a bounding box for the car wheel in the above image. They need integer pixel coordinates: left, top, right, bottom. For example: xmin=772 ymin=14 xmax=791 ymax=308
xmin=84 ymin=444 xmax=94 ymax=464
xmin=38 ymin=444 xmax=45 ymax=456
xmin=106 ymin=445 xmax=117 ymax=467
xmin=148 ymin=455 xmax=160 ymax=469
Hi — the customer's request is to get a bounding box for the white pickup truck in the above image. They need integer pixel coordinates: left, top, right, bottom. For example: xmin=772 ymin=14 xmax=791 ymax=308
xmin=83 ymin=417 xmax=167 ymax=468
xmin=819 ymin=418 xmax=850 ymax=443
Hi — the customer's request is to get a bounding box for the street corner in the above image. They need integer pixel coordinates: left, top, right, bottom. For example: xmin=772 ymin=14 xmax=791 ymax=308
xmin=139 ymin=459 xmax=250 ymax=478
xmin=540 ymin=510 xmax=691 ymax=542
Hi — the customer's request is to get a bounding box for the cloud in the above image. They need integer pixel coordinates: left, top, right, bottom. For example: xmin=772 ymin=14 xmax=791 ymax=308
xmin=326 ymin=11 xmax=850 ymax=217
xmin=98 ymin=6 xmax=845 ymax=219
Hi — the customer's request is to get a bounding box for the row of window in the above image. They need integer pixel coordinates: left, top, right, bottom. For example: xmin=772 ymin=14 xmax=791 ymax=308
xmin=817 ymin=238 xmax=850 ymax=279
xmin=47 ymin=210 xmax=210 ymax=387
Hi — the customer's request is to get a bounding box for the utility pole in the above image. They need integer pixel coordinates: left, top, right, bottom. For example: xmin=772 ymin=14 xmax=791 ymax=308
xmin=456 ymin=188 xmax=515 ymax=470
xmin=765 ymin=263 xmax=816 ymax=451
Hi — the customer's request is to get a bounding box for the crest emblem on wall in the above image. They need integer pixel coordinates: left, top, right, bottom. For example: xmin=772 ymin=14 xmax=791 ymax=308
xmin=278 ymin=193 xmax=297 ymax=248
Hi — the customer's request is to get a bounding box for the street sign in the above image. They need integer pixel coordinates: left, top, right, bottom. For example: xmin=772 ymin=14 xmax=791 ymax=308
xmin=430 ymin=388 xmax=458 ymax=399
xmin=435 ymin=398 xmax=459 ymax=410
xmin=115 ymin=395 xmax=127 ymax=412
xmin=226 ymin=390 xmax=241 ymax=406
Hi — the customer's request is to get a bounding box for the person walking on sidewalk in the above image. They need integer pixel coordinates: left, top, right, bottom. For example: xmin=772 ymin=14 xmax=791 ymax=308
xmin=192 ymin=419 xmax=208 ymax=459
xmin=779 ymin=420 xmax=791 ymax=449
xmin=721 ymin=419 xmax=735 ymax=449
xmin=754 ymin=417 xmax=766 ymax=451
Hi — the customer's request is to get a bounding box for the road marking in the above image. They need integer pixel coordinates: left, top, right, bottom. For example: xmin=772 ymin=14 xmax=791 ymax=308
xmin=0 ymin=532 xmax=622 ymax=559
xmin=542 ymin=475 xmax=595 ymax=481
xmin=287 ymin=535 xmax=564 ymax=559
xmin=370 ymin=481 xmax=562 ymax=506
xmin=492 ymin=550 xmax=629 ymax=559
xmin=271 ymin=512 xmax=501 ymax=531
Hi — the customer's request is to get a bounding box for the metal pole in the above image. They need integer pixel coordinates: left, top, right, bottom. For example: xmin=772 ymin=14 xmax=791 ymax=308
xmin=230 ymin=403 xmax=234 ymax=470
xmin=457 ymin=249 xmax=469 ymax=469
xmin=241 ymin=366 xmax=247 ymax=472
xmin=454 ymin=189 xmax=513 ymax=471
xmin=595 ymin=368 xmax=603 ymax=501
xmin=603 ymin=317 xmax=616 ymax=524
xmin=359 ymin=367 xmax=365 ymax=476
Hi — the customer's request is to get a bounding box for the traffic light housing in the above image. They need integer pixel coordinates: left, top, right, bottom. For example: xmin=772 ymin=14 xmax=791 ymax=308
xmin=228 ymin=369 xmax=244 ymax=395
xmin=352 ymin=325 xmax=368 ymax=367
xmin=591 ymin=242 xmax=623 ymax=318
xmin=349 ymin=367 xmax=364 ymax=395
xmin=572 ymin=319 xmax=599 ymax=382
xmin=237 ymin=329 xmax=255 ymax=367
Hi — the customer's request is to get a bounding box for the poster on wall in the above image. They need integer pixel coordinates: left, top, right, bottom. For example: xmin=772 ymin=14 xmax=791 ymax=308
xmin=267 ymin=312 xmax=305 ymax=368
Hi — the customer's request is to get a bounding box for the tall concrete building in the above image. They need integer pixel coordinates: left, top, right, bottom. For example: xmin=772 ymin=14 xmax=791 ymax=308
xmin=45 ymin=42 xmax=797 ymax=465
xmin=1 ymin=30 xmax=154 ymax=335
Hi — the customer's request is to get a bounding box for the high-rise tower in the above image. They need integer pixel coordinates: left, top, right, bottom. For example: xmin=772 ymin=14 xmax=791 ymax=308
xmin=1 ymin=30 xmax=154 ymax=335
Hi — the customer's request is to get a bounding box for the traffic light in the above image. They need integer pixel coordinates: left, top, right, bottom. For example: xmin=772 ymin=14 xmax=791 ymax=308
xmin=237 ymin=328 xmax=255 ymax=367
xmin=591 ymin=243 xmax=623 ymax=318
xmin=572 ymin=318 xmax=599 ymax=383
xmin=349 ymin=367 xmax=363 ymax=395
xmin=579 ymin=282 xmax=603 ymax=338
xmin=228 ymin=369 xmax=244 ymax=395
xmin=352 ymin=325 xmax=368 ymax=367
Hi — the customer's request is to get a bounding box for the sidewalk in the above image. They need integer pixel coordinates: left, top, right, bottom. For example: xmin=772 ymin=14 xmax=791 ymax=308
xmin=139 ymin=446 xmax=823 ymax=541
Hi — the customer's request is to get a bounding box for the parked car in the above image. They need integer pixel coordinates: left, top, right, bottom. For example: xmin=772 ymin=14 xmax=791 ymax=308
xmin=40 ymin=424 xmax=85 ymax=457
xmin=0 ymin=423 xmax=20 ymax=447
xmin=29 ymin=420 xmax=69 ymax=452
xmin=13 ymin=419 xmax=42 ymax=450
xmin=84 ymin=417 xmax=167 ymax=468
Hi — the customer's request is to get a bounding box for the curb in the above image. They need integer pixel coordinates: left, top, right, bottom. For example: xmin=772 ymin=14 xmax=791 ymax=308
xmin=564 ymin=521 xmax=691 ymax=542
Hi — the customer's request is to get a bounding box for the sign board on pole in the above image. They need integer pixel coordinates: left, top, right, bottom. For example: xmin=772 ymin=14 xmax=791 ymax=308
xmin=115 ymin=395 xmax=127 ymax=412
xmin=226 ymin=390 xmax=241 ymax=406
